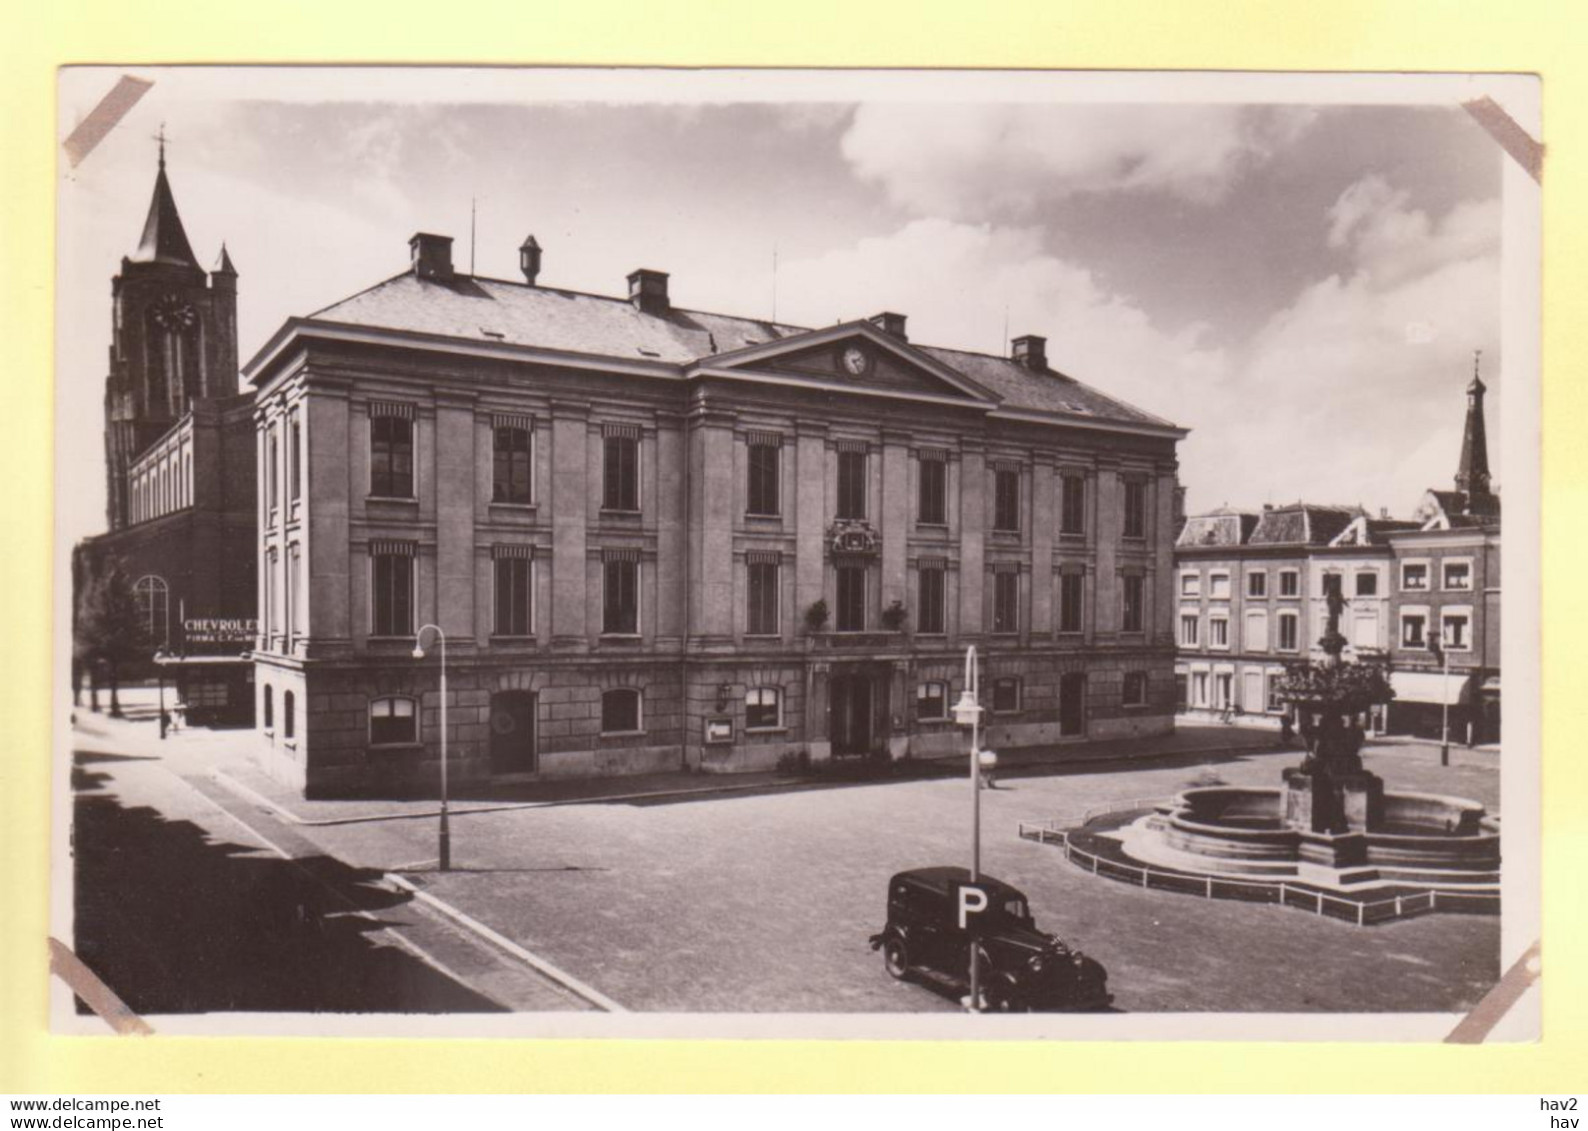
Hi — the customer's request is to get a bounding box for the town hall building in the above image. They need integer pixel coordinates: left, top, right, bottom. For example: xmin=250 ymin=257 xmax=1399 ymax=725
xmin=245 ymin=231 xmax=1186 ymax=796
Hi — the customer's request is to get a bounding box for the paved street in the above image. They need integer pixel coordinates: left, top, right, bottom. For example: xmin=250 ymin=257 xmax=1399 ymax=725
xmin=70 ymin=692 xmax=1501 ymax=1016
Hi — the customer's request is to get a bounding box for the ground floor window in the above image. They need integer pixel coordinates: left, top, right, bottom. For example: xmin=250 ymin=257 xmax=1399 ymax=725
xmin=185 ymin=681 xmax=228 ymax=708
xmin=745 ymin=686 xmax=781 ymax=730
xmin=991 ymin=676 xmax=1021 ymax=713
xmin=262 ymin=684 xmax=274 ymax=730
xmin=370 ymin=696 xmax=416 ymax=745
xmin=601 ymin=688 xmax=642 ymax=734
xmin=1122 ymin=671 xmax=1148 ymax=707
xmin=1191 ymin=671 xmax=1209 ymax=708
xmin=917 ymin=680 xmax=947 ymax=721
xmin=283 ymin=690 xmax=296 ymax=738
xmin=1266 ymin=673 xmax=1285 ymax=713
xmin=1215 ymin=672 xmax=1234 ymax=709
xmin=1175 ymin=673 xmax=1188 ymax=712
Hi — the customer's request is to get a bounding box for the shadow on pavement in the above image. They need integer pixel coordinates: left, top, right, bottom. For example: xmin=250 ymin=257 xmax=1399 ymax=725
xmin=72 ymin=759 xmax=505 ymax=1015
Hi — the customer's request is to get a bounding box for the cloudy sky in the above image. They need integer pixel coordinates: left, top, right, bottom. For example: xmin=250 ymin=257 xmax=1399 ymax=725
xmin=57 ymin=69 xmax=1516 ymax=544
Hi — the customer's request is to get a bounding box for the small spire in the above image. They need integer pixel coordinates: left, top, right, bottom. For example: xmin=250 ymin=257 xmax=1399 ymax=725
xmin=128 ymin=135 xmax=200 ymax=269
xmin=155 ymin=122 xmax=167 ymax=169
xmin=1455 ymin=350 xmax=1492 ymax=500
xmin=213 ymin=242 xmax=236 ymax=275
xmin=1469 ymin=348 xmax=1486 ymax=394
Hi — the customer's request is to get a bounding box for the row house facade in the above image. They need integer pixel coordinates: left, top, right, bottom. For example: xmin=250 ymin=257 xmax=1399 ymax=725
xmin=246 ymin=232 xmax=1186 ymax=797
xmin=1174 ymin=365 xmax=1502 ymax=745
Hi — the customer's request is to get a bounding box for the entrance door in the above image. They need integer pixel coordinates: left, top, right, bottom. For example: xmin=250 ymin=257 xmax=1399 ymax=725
xmin=830 ymin=674 xmax=873 ymax=758
xmin=1059 ymin=672 xmax=1087 ymax=737
xmin=488 ymin=691 xmax=537 ymax=774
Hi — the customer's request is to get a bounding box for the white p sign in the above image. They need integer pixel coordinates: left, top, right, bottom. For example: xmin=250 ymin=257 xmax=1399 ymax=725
xmin=957 ymin=884 xmax=989 ymax=930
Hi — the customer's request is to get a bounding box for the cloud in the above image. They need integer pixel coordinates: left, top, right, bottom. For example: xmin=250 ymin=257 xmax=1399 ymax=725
xmin=1180 ymin=176 xmax=1502 ymax=513
xmin=776 ymin=218 xmax=1227 ymax=424
xmin=839 ymin=104 xmax=1316 ymax=217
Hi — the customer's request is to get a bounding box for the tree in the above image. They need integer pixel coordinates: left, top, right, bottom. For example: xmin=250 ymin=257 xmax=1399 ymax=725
xmin=75 ymin=559 xmax=150 ymax=718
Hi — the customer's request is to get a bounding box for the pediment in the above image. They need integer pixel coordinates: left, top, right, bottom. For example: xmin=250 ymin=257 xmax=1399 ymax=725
xmin=690 ymin=322 xmax=999 ymax=405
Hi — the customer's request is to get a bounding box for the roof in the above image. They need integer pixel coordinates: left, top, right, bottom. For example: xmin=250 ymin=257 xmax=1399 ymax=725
xmin=128 ymin=160 xmax=200 ymax=269
xmin=1176 ymin=508 xmax=1260 ymax=548
xmin=302 ymin=271 xmax=1175 ymax=430
xmin=891 ymin=866 xmax=1025 ymax=898
xmin=1248 ymin=504 xmax=1364 ymax=547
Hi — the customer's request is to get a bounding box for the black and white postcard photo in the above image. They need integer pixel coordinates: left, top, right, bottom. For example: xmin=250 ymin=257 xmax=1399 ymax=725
xmin=53 ymin=67 xmax=1540 ymax=1039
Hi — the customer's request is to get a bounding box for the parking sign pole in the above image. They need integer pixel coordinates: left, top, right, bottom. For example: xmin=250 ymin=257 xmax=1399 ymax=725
xmin=967 ymin=646 xmax=981 ymax=1012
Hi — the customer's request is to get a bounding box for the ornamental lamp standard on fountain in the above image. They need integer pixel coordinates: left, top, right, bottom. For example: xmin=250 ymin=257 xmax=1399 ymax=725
xmin=412 ymin=624 xmax=451 ymax=871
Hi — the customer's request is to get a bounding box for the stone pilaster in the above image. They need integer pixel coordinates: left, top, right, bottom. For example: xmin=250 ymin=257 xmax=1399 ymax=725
xmin=304 ymin=384 xmax=351 ymax=655
xmin=880 ymin=430 xmax=910 ymax=616
xmin=434 ymin=390 xmax=477 ymax=646
xmin=1094 ymin=458 xmax=1121 ymax=639
xmin=1030 ymin=454 xmax=1055 ymax=640
xmin=549 ymin=399 xmax=588 ymax=646
xmin=654 ymin=413 xmax=686 ymax=646
xmin=687 ymin=404 xmax=737 ymax=647
xmin=958 ymin=441 xmax=986 ymax=637
xmin=1154 ymin=459 xmax=1179 ymax=646
xmin=794 ymin=420 xmax=828 ymax=628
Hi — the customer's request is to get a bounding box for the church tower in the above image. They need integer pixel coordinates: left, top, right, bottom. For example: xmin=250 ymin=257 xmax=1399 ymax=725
xmin=103 ymin=139 xmax=239 ymax=530
xmin=1454 ymin=351 xmax=1499 ymax=518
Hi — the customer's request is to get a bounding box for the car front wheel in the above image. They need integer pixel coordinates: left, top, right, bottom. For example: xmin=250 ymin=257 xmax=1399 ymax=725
xmin=882 ymin=937 xmax=911 ymax=980
xmin=979 ymin=977 xmax=1024 ymax=1013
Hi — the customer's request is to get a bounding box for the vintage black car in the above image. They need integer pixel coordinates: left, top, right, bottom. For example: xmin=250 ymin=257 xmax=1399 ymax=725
xmin=868 ymin=866 xmax=1112 ymax=1012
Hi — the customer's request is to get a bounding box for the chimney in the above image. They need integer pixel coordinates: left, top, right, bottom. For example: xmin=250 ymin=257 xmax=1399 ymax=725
xmin=1011 ymin=334 xmax=1047 ymax=371
xmin=1380 ymin=507 xmax=1389 ymax=520
xmin=519 ymin=235 xmax=542 ymax=285
xmin=409 ymin=233 xmax=454 ymax=281
xmin=868 ymin=311 xmax=907 ymax=340
xmin=628 ymin=268 xmax=670 ymax=315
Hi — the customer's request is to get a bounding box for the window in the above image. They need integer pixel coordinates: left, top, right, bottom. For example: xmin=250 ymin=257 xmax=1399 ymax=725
xmin=745 ymin=687 xmax=781 ymax=730
xmin=1401 ymin=612 xmax=1428 ymax=649
xmin=493 ymin=426 xmax=533 ymax=503
xmin=993 ymin=468 xmax=1020 ymax=532
xmin=1266 ymin=674 xmax=1285 ymax=713
xmin=917 ymin=454 xmax=947 ymax=525
xmin=288 ymin=413 xmax=302 ymax=504
xmin=494 ymin=555 xmax=533 ymax=636
xmin=1279 ymin=569 xmax=1300 ymax=597
xmin=133 ymin=574 xmax=169 ymax=645
xmin=283 ymin=691 xmax=296 ymax=740
xmin=917 ymin=681 xmax=947 ymax=721
xmin=917 ymin=565 xmax=946 ymax=635
xmin=746 ymin=559 xmax=779 ymax=636
xmin=747 ymin=439 xmax=780 ymax=516
xmin=1209 ymin=615 xmax=1229 ymax=649
xmin=1440 ymin=611 xmax=1471 ymax=651
xmin=992 ymin=570 xmax=1019 ymax=634
xmin=370 ymin=696 xmax=416 ymax=745
xmin=1180 ymin=613 xmax=1200 ymax=647
xmin=1277 ymin=611 xmax=1299 ymax=652
xmin=262 ymin=550 xmax=276 ymax=641
xmin=1191 ymin=671 xmax=1209 ymax=708
xmin=265 ymin=426 xmax=279 ymax=513
xmin=1246 ymin=610 xmax=1269 ymax=652
xmin=1401 ymin=562 xmax=1429 ymax=591
xmin=601 ymin=688 xmax=641 ymax=734
xmin=263 ymin=684 xmax=273 ymax=731
xmin=1059 ymin=571 xmax=1084 ymax=634
xmin=1209 ymin=572 xmax=1231 ymax=600
xmin=835 ymin=563 xmax=866 ymax=631
xmin=1355 ymin=571 xmax=1378 ymax=597
xmin=602 ymin=555 xmax=639 ymax=635
xmin=1180 ymin=572 xmax=1201 ymax=597
xmin=370 ymin=414 xmax=413 ymax=497
xmin=603 ymin=433 xmax=639 ymax=511
xmin=1443 ymin=561 xmax=1472 ymax=591
xmin=1353 ymin=609 xmax=1379 ymax=649
xmin=371 ymin=548 xmax=413 ymax=636
xmin=1247 ymin=571 xmax=1267 ymax=598
xmin=1123 ymin=671 xmax=1148 ymax=707
xmin=837 ymin=449 xmax=867 ymax=519
xmin=1123 ymin=480 xmax=1147 ymax=539
xmin=1122 ymin=573 xmax=1144 ymax=634
xmin=991 ymin=677 xmax=1021 ymax=713
xmin=1215 ymin=672 xmax=1234 ymax=709
xmin=1060 ymin=475 xmax=1085 ymax=535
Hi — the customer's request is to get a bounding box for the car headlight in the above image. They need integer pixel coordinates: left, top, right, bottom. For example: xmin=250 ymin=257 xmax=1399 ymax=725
xmin=1028 ymin=956 xmax=1045 ymax=973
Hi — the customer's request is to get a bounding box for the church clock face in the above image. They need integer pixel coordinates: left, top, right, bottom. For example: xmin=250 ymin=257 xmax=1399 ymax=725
xmin=841 ymin=345 xmax=869 ymax=377
xmin=150 ymin=295 xmax=198 ymax=333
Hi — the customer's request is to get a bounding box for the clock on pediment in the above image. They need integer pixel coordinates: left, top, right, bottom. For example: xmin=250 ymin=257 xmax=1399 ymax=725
xmin=150 ymin=294 xmax=199 ymax=334
xmin=839 ymin=344 xmax=871 ymax=378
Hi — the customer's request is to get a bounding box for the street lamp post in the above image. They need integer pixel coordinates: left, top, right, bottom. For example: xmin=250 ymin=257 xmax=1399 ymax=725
xmin=412 ymin=624 xmax=451 ymax=871
xmin=952 ymin=645 xmax=995 ymax=1012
